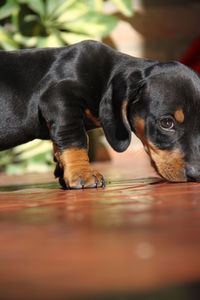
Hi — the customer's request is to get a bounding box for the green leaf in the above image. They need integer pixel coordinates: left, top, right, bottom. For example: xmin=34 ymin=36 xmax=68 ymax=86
xmin=57 ymin=1 xmax=90 ymax=24
xmin=25 ymin=162 xmax=53 ymax=173
xmin=0 ymin=149 xmax=15 ymax=170
xmin=3 ymin=140 xmax=54 ymax=175
xmin=86 ymin=0 xmax=103 ymax=11
xmin=47 ymin=0 xmax=77 ymax=19
xmin=25 ymin=0 xmax=45 ymax=17
xmin=60 ymin=32 xmax=95 ymax=45
xmin=0 ymin=0 xmax=19 ymax=20
xmin=6 ymin=161 xmax=53 ymax=175
xmin=112 ymin=0 xmax=134 ymax=17
xmin=36 ymin=33 xmax=64 ymax=48
xmin=45 ymin=0 xmax=73 ymax=17
xmin=63 ymin=12 xmax=118 ymax=37
xmin=0 ymin=26 xmax=19 ymax=50
xmin=24 ymin=14 xmax=39 ymax=23
xmin=13 ymin=33 xmax=38 ymax=47
xmin=14 ymin=140 xmax=52 ymax=160
xmin=6 ymin=163 xmax=27 ymax=175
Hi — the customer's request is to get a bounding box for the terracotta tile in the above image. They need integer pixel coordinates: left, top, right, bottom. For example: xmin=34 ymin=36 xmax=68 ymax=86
xmin=0 ymin=149 xmax=200 ymax=299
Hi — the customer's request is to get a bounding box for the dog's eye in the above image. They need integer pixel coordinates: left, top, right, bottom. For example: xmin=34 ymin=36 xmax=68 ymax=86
xmin=159 ymin=116 xmax=175 ymax=132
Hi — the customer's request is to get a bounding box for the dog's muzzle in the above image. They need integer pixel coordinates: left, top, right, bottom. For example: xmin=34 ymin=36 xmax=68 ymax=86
xmin=185 ymin=164 xmax=200 ymax=182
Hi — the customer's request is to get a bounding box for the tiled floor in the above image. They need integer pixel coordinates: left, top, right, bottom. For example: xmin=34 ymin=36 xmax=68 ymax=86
xmin=0 ymin=149 xmax=200 ymax=300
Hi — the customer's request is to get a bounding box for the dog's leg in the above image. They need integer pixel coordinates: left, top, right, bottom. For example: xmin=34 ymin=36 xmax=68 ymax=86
xmin=59 ymin=148 xmax=105 ymax=189
xmin=52 ymin=143 xmax=105 ymax=189
xmin=53 ymin=143 xmax=67 ymax=189
xmin=40 ymin=81 xmax=105 ymax=189
xmin=51 ymin=124 xmax=105 ymax=189
xmin=54 ymin=144 xmax=105 ymax=189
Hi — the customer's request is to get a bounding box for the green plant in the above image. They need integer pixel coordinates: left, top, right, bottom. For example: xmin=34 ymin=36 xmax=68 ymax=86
xmin=0 ymin=140 xmax=54 ymax=174
xmin=0 ymin=0 xmax=134 ymax=50
xmin=0 ymin=0 xmax=133 ymax=174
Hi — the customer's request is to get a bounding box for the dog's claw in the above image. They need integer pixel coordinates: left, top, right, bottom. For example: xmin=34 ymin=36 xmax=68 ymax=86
xmin=101 ymin=177 xmax=106 ymax=187
xmin=59 ymin=170 xmax=105 ymax=189
xmin=93 ymin=175 xmax=98 ymax=187
xmin=80 ymin=177 xmax=85 ymax=188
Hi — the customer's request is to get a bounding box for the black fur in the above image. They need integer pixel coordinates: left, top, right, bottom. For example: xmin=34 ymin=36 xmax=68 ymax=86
xmin=1 ymin=40 xmax=200 ymax=185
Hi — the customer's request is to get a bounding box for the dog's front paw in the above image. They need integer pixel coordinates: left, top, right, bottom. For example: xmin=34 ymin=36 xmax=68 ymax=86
xmin=58 ymin=148 xmax=105 ymax=189
xmin=63 ymin=167 xmax=105 ymax=189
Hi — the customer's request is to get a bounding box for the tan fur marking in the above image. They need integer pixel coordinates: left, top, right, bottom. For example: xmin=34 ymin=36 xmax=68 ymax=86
xmin=60 ymin=148 xmax=92 ymax=185
xmin=134 ymin=117 xmax=146 ymax=142
xmin=60 ymin=148 xmax=90 ymax=168
xmin=85 ymin=108 xmax=101 ymax=127
xmin=60 ymin=148 xmax=104 ymax=188
xmin=134 ymin=117 xmax=186 ymax=181
xmin=122 ymin=100 xmax=129 ymax=126
xmin=53 ymin=143 xmax=63 ymax=178
xmin=174 ymin=109 xmax=184 ymax=123
xmin=53 ymin=143 xmax=60 ymax=163
xmin=147 ymin=140 xmax=186 ymax=182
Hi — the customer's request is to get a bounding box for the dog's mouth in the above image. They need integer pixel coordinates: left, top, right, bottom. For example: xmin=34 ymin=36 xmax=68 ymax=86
xmin=150 ymin=155 xmax=200 ymax=183
xmin=150 ymin=157 xmax=187 ymax=182
xmin=143 ymin=142 xmax=187 ymax=183
xmin=186 ymin=176 xmax=200 ymax=182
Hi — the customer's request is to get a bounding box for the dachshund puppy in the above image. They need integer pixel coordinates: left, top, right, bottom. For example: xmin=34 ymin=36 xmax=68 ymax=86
xmin=0 ymin=40 xmax=200 ymax=188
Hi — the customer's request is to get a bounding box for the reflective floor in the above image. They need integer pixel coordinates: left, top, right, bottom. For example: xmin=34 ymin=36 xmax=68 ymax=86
xmin=0 ymin=149 xmax=200 ymax=300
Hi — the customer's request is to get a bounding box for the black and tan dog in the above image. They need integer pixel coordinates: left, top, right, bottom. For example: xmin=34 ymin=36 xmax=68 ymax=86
xmin=1 ymin=40 xmax=200 ymax=188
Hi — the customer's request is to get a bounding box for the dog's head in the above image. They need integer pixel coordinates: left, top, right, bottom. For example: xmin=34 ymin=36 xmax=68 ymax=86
xmin=100 ymin=61 xmax=200 ymax=182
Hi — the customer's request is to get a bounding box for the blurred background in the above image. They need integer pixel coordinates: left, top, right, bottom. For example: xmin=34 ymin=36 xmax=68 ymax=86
xmin=0 ymin=0 xmax=200 ymax=175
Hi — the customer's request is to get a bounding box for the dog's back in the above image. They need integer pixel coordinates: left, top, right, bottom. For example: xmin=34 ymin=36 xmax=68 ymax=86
xmin=0 ymin=42 xmax=116 ymax=149
xmin=0 ymin=48 xmax=57 ymax=149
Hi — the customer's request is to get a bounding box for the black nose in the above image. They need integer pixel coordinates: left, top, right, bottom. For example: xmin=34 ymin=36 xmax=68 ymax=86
xmin=186 ymin=165 xmax=200 ymax=182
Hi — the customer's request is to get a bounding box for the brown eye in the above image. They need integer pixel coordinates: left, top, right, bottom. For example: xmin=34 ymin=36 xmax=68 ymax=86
xmin=159 ymin=116 xmax=175 ymax=131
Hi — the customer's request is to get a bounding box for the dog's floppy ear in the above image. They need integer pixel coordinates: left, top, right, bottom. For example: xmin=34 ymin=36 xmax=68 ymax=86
xmin=127 ymin=70 xmax=146 ymax=104
xmin=99 ymin=76 xmax=131 ymax=152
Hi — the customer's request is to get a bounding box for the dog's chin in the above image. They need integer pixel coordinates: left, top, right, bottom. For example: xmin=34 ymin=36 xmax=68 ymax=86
xmin=160 ymin=173 xmax=187 ymax=183
xmin=150 ymin=159 xmax=187 ymax=183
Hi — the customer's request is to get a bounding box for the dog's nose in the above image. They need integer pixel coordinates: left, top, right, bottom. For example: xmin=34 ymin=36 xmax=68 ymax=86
xmin=186 ymin=165 xmax=200 ymax=182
